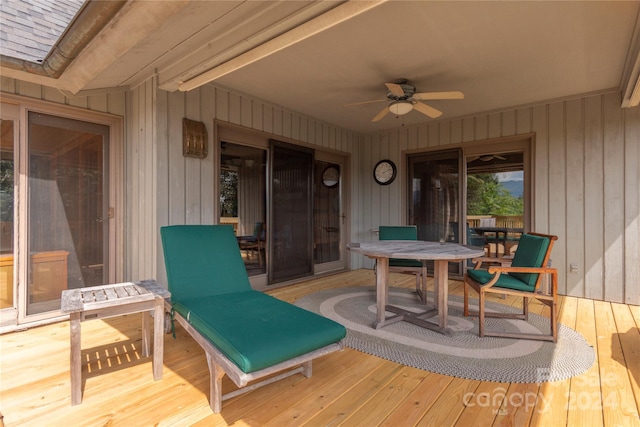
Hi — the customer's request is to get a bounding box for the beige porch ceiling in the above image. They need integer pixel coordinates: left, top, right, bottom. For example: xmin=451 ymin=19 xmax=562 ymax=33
xmin=1 ymin=1 xmax=639 ymax=133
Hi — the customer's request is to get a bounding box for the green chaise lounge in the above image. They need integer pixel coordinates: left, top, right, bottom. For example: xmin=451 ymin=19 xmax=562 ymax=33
xmin=161 ymin=225 xmax=346 ymax=413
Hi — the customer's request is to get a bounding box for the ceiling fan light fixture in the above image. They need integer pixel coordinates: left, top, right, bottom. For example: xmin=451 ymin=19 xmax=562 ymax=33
xmin=388 ymin=100 xmax=413 ymax=116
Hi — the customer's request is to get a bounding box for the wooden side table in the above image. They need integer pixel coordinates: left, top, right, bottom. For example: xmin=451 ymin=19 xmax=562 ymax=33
xmin=61 ymin=280 xmax=170 ymax=405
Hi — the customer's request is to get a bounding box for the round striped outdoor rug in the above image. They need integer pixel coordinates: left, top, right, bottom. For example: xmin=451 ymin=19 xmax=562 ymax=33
xmin=295 ymin=286 xmax=594 ymax=383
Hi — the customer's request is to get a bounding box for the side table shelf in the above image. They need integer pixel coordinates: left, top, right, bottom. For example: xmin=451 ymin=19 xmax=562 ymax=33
xmin=61 ymin=280 xmax=170 ymax=405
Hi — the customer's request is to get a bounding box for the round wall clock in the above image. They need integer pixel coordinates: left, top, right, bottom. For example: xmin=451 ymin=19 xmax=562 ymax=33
xmin=322 ymin=165 xmax=340 ymax=188
xmin=373 ymin=159 xmax=397 ymax=185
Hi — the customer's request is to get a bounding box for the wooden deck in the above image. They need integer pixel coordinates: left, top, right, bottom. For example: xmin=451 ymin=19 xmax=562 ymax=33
xmin=1 ymin=270 xmax=639 ymax=426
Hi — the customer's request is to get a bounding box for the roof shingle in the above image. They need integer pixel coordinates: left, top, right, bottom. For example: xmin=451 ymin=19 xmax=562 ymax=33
xmin=0 ymin=0 xmax=84 ymax=63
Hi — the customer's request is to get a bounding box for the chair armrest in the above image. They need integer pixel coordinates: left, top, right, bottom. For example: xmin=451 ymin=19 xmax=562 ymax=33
xmin=470 ymin=256 xmax=513 ymax=269
xmin=487 ymin=266 xmax=556 ymax=275
xmin=471 ymin=266 xmax=558 ymax=290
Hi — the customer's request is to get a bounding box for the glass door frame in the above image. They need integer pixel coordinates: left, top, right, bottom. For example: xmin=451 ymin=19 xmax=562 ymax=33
xmin=405 ymin=135 xmax=533 ymax=277
xmin=407 ymin=149 xmax=464 ymax=276
xmin=0 ymin=103 xmax=19 ymax=328
xmin=216 ymin=124 xmax=271 ymax=289
xmin=1 ymin=95 xmax=123 ymax=327
xmin=314 ymin=151 xmax=349 ymax=275
xmin=268 ymin=140 xmax=314 ymax=284
xmin=215 ymin=123 xmax=350 ymax=288
xmin=462 ymin=137 xmax=533 ymax=238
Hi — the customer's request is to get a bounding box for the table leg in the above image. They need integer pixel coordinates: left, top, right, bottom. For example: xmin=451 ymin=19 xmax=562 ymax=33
xmin=373 ymin=257 xmax=389 ymax=329
xmin=152 ymin=297 xmax=164 ymax=380
xmin=419 ymin=261 xmax=428 ymax=304
xmin=69 ymin=312 xmax=82 ymax=405
xmin=141 ymin=309 xmax=151 ymax=358
xmin=434 ymin=260 xmax=449 ymax=329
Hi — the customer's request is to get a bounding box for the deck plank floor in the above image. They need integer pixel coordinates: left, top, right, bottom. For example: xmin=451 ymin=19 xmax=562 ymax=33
xmin=1 ymin=269 xmax=639 ymax=426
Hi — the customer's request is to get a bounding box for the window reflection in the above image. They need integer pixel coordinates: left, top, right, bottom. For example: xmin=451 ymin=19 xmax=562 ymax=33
xmin=27 ymin=112 xmax=108 ymax=314
xmin=220 ymin=141 xmax=266 ymax=276
xmin=1 ymin=120 xmax=15 ymax=309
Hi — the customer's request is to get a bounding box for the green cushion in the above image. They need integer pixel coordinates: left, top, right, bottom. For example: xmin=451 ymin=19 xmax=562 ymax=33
xmin=389 ymin=258 xmax=423 ymax=268
xmin=379 ymin=225 xmax=418 ymax=240
xmin=161 ymin=224 xmax=346 ymax=374
xmin=379 ymin=226 xmax=421 ymax=268
xmin=173 ymin=291 xmax=346 ymax=373
xmin=466 ymin=268 xmax=535 ymax=292
xmin=466 ymin=234 xmax=551 ymax=292
xmin=161 ymin=225 xmax=252 ymax=301
xmin=509 ymin=234 xmax=550 ymax=287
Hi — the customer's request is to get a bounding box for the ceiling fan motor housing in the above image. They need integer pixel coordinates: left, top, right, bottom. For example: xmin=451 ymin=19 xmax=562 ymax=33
xmin=387 ymin=82 xmax=415 ymax=101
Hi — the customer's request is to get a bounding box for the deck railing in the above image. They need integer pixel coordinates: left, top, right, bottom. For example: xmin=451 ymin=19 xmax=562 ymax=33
xmin=466 ymin=215 xmax=523 ymax=229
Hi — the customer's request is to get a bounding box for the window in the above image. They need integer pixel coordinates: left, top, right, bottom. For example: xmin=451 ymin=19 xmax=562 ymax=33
xmin=27 ymin=112 xmax=110 ymax=315
xmin=1 ymin=119 xmax=15 ymax=312
xmin=220 ymin=141 xmax=267 ymax=275
xmin=408 ymin=137 xmax=532 ymax=274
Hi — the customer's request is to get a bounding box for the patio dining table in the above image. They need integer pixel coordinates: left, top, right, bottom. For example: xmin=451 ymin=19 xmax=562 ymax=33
xmin=347 ymin=241 xmax=484 ymax=335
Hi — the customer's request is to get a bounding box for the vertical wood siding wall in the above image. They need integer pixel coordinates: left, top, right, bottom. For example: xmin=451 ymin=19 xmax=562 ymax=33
xmin=129 ymin=77 xmax=358 ymax=286
xmin=6 ymin=76 xmax=637 ymax=305
xmin=356 ymin=91 xmax=640 ymax=305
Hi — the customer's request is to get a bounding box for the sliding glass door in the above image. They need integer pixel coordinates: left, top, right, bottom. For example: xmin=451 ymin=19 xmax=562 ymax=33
xmin=217 ymin=126 xmax=349 ymax=286
xmin=465 ymin=149 xmax=526 ymax=257
xmin=269 ymin=141 xmax=314 ymax=283
xmin=1 ymin=103 xmax=114 ymax=325
xmin=219 ymin=141 xmax=267 ymax=276
xmin=26 ymin=112 xmax=110 ymax=315
xmin=408 ymin=150 xmax=462 ymax=244
xmin=313 ymin=152 xmax=346 ymax=274
xmin=1 ymin=106 xmax=18 ymax=327
xmin=408 ymin=138 xmax=531 ymax=276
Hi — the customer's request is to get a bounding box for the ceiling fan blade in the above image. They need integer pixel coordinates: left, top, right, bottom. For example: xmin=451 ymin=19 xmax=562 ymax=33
xmin=413 ymin=91 xmax=464 ymax=101
xmin=372 ymin=106 xmax=390 ymax=122
xmin=344 ymin=99 xmax=387 ymax=107
xmin=385 ymin=83 xmax=405 ymax=97
xmin=478 ymin=154 xmax=506 ymax=161
xmin=413 ymin=101 xmax=443 ymax=119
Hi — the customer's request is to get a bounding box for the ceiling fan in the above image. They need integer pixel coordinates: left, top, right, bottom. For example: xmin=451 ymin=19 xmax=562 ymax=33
xmin=346 ymin=79 xmax=464 ymax=122
xmin=467 ymin=154 xmax=507 ymax=162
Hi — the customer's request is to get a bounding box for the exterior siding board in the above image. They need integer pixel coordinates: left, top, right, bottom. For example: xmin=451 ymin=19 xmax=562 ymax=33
xmin=603 ymin=92 xmax=626 ymax=303
xmin=532 ymin=104 xmax=549 ymax=233
xmin=156 ymin=84 xmax=169 ymax=287
xmin=475 ymin=115 xmax=488 ymax=141
xmin=185 ymin=89 xmax=202 ymax=225
xmin=200 ymin=84 xmax=216 ymax=226
xmin=584 ymin=96 xmax=604 ymax=301
xmin=129 ymin=83 xmax=140 ymax=281
xmin=623 ymin=101 xmax=640 ymax=305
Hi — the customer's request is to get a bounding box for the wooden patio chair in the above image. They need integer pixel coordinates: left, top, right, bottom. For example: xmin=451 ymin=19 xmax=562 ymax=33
xmin=237 ymin=221 xmax=264 ymax=265
xmin=463 ymin=232 xmax=559 ymax=342
xmin=378 ymin=225 xmax=429 ymax=303
xmin=161 ymin=225 xmax=345 ymax=413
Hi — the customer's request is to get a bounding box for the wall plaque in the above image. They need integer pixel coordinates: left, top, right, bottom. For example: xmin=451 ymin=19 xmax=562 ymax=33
xmin=182 ymin=118 xmax=208 ymax=159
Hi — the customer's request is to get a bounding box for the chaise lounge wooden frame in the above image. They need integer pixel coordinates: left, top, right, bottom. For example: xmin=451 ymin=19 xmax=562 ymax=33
xmin=161 ymin=225 xmax=345 ymax=413
xmin=168 ymin=304 xmax=342 ymax=413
